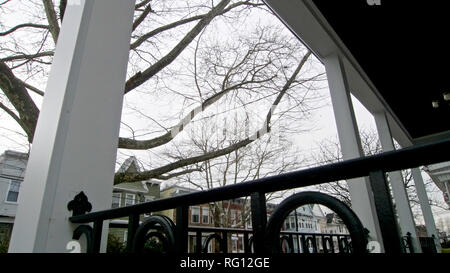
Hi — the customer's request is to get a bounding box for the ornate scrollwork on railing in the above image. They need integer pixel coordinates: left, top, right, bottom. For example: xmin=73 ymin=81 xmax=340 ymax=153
xmin=401 ymin=232 xmax=413 ymax=253
xmin=338 ymin=236 xmax=351 ymax=253
xmin=266 ymin=191 xmax=368 ymax=254
xmin=202 ymin=233 xmax=225 ymax=253
xmin=72 ymin=225 xmax=94 ymax=253
xmin=131 ymin=215 xmax=176 ymax=253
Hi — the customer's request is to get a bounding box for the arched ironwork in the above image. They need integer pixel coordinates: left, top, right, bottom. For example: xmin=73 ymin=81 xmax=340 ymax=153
xmin=248 ymin=235 xmax=254 ymax=253
xmin=265 ymin=191 xmax=368 ymax=253
xmin=202 ymin=233 xmax=225 ymax=253
xmin=302 ymin=236 xmax=317 ymax=253
xmin=72 ymin=225 xmax=94 ymax=253
xmin=280 ymin=235 xmax=294 ymax=253
xmin=131 ymin=215 xmax=176 ymax=253
xmin=322 ymin=236 xmax=334 ymax=253
xmin=338 ymin=236 xmax=351 ymax=253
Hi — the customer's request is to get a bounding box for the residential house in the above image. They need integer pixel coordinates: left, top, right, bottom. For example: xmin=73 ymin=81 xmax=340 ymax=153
xmin=108 ymin=156 xmax=161 ymax=244
xmin=159 ymin=185 xmax=277 ymax=253
xmin=0 ymin=151 xmax=161 ymax=249
xmin=425 ymin=162 xmax=450 ymax=208
xmin=324 ymin=213 xmax=348 ymax=234
xmin=281 ymin=205 xmax=349 ymax=253
xmin=0 ymin=151 xmax=27 ymax=245
xmin=159 ymin=185 xmax=216 ymax=252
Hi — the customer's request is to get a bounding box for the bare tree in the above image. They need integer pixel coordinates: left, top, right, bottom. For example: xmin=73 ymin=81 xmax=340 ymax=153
xmin=0 ymin=0 xmax=325 ymax=185
xmin=165 ymin=116 xmax=304 ymax=230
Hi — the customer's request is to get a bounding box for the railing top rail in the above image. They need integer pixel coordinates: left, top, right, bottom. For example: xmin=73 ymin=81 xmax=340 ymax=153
xmin=70 ymin=138 xmax=450 ymax=224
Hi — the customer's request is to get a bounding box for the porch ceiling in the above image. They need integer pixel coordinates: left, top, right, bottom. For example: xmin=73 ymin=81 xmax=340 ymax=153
xmin=265 ymin=0 xmax=450 ymax=144
xmin=311 ymin=0 xmax=449 ymax=141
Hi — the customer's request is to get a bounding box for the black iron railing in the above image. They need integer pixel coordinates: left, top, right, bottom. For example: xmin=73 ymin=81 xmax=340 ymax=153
xmin=68 ymin=138 xmax=450 ymax=254
xmin=279 ymin=231 xmax=352 ymax=254
xmin=108 ymin=222 xmax=352 ymax=254
xmin=402 ymin=232 xmax=438 ymax=253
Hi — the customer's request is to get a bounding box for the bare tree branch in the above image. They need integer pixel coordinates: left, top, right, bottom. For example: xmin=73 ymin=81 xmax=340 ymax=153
xmin=115 ymin=51 xmax=312 ymax=184
xmin=0 ymin=62 xmax=39 ymax=141
xmin=155 ymin=168 xmax=203 ymax=180
xmin=133 ymin=2 xmax=153 ymax=31
xmin=130 ymin=1 xmax=264 ymax=50
xmin=1 ymin=51 xmax=54 ymax=62
xmin=0 ymin=23 xmax=49 ymax=36
xmin=42 ymin=0 xmax=60 ymax=43
xmin=125 ymin=0 xmax=232 ymax=93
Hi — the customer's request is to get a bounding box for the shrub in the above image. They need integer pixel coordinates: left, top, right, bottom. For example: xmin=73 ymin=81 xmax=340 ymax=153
xmin=0 ymin=239 xmax=9 ymax=253
xmin=106 ymin=234 xmax=126 ymax=253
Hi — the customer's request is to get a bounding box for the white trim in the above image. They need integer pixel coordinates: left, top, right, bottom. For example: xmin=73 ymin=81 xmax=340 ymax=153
xmin=113 ymin=186 xmax=147 ymax=193
xmin=141 ymin=181 xmax=149 ymax=192
xmin=0 ymin=217 xmax=15 ymax=224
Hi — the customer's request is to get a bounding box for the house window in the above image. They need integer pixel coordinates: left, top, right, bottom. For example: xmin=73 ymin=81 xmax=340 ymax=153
xmin=125 ymin=193 xmax=135 ymax=206
xmin=202 ymin=207 xmax=209 ymax=224
xmin=112 ymin=192 xmax=121 ymax=208
xmin=6 ymin=179 xmax=21 ymax=203
xmin=231 ymin=235 xmax=244 ymax=253
xmin=191 ymin=206 xmax=200 ymax=224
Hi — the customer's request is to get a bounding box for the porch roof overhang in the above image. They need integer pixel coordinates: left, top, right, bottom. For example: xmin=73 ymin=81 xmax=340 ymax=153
xmin=264 ymin=0 xmax=450 ymax=146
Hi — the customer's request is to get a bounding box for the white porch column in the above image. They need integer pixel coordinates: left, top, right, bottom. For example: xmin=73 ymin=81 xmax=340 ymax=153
xmin=411 ymin=168 xmax=442 ymax=252
xmin=374 ymin=111 xmax=422 ymax=253
xmin=324 ymin=53 xmax=383 ymax=250
xmin=8 ymin=0 xmax=135 ymax=252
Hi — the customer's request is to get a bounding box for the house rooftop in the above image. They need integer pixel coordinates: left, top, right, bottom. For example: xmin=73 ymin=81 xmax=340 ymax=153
xmin=0 ymin=150 xmax=29 ymax=160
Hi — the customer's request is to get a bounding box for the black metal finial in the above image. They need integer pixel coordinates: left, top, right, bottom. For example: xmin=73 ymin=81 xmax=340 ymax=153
xmin=68 ymin=191 xmax=92 ymax=217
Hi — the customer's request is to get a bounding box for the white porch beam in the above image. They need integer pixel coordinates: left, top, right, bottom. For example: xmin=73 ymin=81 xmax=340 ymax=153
xmin=411 ymin=168 xmax=442 ymax=252
xmin=324 ymin=53 xmax=383 ymax=251
xmin=8 ymin=0 xmax=136 ymax=252
xmin=374 ymin=111 xmax=422 ymax=252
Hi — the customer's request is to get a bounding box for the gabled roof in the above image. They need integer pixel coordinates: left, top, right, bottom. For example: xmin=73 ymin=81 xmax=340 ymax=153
xmin=117 ymin=156 xmax=141 ymax=173
xmin=326 ymin=213 xmax=344 ymax=224
xmin=114 ymin=156 xmax=161 ymax=194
